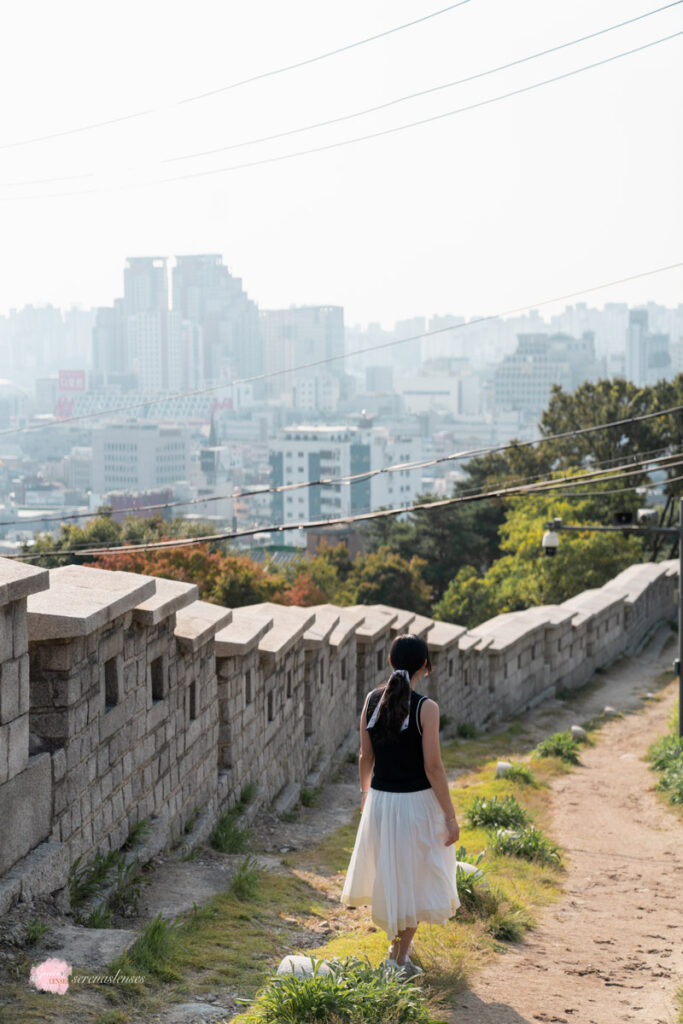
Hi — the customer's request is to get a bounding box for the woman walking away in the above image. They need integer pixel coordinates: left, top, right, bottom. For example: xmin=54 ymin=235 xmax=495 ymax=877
xmin=341 ymin=634 xmax=460 ymax=978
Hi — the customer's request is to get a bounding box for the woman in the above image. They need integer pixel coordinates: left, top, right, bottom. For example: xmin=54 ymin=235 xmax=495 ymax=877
xmin=340 ymin=633 xmax=460 ymax=977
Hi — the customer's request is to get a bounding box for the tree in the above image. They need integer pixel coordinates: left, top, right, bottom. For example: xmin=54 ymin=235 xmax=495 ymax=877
xmin=433 ymin=492 xmax=644 ymax=627
xmin=346 ymin=546 xmax=432 ymax=614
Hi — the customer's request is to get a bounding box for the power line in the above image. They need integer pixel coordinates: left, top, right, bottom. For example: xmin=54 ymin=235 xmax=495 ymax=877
xmin=11 ymin=450 xmax=683 ymax=561
xmin=1 ymin=258 xmax=682 ymax=438
xmin=3 ymin=416 xmax=681 ymax=532
xmin=0 ymin=2 xmax=472 ymax=152
xmin=5 ymin=26 xmax=682 ymax=201
xmin=164 ymin=2 xmax=682 ymax=164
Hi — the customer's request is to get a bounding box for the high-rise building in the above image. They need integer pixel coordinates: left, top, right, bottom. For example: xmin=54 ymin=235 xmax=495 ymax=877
xmin=91 ymin=422 xmax=189 ymax=494
xmin=172 ymin=254 xmax=262 ymax=382
xmin=494 ymin=332 xmax=602 ymax=415
xmin=123 ymin=257 xmax=168 ymax=316
xmin=625 ymin=309 xmax=671 ymax=386
xmin=260 ymin=306 xmax=344 ymax=401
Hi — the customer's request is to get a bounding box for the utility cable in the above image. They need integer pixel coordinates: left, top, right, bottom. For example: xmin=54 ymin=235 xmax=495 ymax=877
xmin=10 ymin=450 xmax=682 ymax=560
xmin=0 ymin=2 xmax=472 ymax=152
xmin=1 ymin=258 xmax=682 ymax=437
xmin=3 ymin=26 xmax=682 ymax=200
xmin=164 ymin=2 xmax=682 ymax=163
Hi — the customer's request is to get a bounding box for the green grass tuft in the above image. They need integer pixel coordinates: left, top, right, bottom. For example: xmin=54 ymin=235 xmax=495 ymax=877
xmin=210 ymin=811 xmax=252 ymax=854
xmin=231 ymin=856 xmax=262 ymax=900
xmin=491 ymin=825 xmax=561 ymax=867
xmin=534 ymin=731 xmax=581 ymax=764
xmin=503 ymin=762 xmax=539 ymax=787
xmin=466 ymin=795 xmax=529 ymax=830
xmin=242 ymin=956 xmax=436 ymax=1024
xmin=300 ymin=786 xmax=320 ymax=808
xmin=112 ymin=913 xmax=182 ymax=981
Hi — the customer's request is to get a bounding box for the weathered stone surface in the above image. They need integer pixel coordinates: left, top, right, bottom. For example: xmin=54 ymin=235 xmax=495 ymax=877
xmin=28 ymin=567 xmax=155 ymax=640
xmin=41 ymin=923 xmax=138 ymax=969
xmin=0 ymin=560 xmax=48 ymax=604
xmin=0 ymin=753 xmax=52 ymax=873
xmin=604 ymin=706 xmax=619 ymax=717
xmin=163 ymin=1003 xmax=233 ymax=1024
xmin=215 ymin=611 xmax=273 ymax=656
xmin=175 ymin=601 xmax=232 ymax=652
xmin=570 ymin=725 xmax=588 ymax=740
xmin=134 ymin=577 xmax=199 ymax=626
xmin=496 ymin=760 xmax=513 ymax=778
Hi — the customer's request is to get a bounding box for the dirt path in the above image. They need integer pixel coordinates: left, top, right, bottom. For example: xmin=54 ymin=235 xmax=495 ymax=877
xmin=451 ymin=676 xmax=683 ymax=1024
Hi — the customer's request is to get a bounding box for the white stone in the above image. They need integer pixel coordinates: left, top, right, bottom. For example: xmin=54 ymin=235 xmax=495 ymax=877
xmin=277 ymin=955 xmax=334 ymax=977
xmin=495 ymin=760 xmax=512 ymax=778
xmin=603 ymin=706 xmax=619 ymax=717
xmin=570 ymin=725 xmax=587 ymax=741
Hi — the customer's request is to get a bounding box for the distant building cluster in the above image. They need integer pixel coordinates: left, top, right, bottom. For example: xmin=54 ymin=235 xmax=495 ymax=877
xmin=0 ymin=253 xmax=681 ymax=555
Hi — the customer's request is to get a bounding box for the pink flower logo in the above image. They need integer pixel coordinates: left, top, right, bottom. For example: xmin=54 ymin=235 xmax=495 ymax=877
xmin=30 ymin=958 xmax=72 ymax=994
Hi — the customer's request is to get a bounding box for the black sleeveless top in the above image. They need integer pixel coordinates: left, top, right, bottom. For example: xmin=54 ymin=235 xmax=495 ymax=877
xmin=366 ymin=688 xmax=431 ymax=793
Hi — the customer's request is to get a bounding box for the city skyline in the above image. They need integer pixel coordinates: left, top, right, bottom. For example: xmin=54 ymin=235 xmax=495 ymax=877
xmin=0 ymin=0 xmax=681 ymax=324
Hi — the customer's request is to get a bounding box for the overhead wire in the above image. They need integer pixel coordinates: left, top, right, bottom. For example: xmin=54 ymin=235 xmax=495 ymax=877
xmin=163 ymin=2 xmax=683 ymax=163
xmin=1 ymin=258 xmax=683 ymax=438
xmin=0 ymin=2 xmax=473 ymax=152
xmin=10 ymin=449 xmax=683 ymax=561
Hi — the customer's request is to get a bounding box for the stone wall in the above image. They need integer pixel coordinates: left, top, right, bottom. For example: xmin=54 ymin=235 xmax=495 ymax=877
xmin=0 ymin=556 xmax=677 ymax=914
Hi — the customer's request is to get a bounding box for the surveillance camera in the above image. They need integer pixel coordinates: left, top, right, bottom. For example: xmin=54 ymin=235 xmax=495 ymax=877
xmin=636 ymin=508 xmax=658 ymax=524
xmin=542 ymin=529 xmax=559 ymax=557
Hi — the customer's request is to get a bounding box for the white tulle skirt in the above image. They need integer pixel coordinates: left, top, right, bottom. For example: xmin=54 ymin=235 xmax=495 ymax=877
xmin=340 ymin=787 xmax=460 ymax=938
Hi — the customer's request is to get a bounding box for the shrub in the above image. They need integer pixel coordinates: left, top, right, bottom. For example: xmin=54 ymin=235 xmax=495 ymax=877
xmin=454 ymin=847 xmax=496 ymax=916
xmin=504 ymin=763 xmax=539 ymax=787
xmin=534 ymin=731 xmax=581 ymax=764
xmin=300 ymin=786 xmax=320 ymax=808
xmin=245 ymin=956 xmax=434 ymax=1023
xmin=231 ymin=855 xmax=261 ymax=900
xmin=487 ymin=904 xmax=534 ymax=942
xmin=455 ymin=722 xmax=478 ymax=739
xmin=656 ymin=761 xmax=683 ymax=804
xmin=466 ymin=795 xmax=528 ymax=830
xmin=210 ymin=812 xmax=251 ymax=854
xmin=120 ymin=913 xmax=182 ymax=979
xmin=649 ymin=733 xmax=683 ymax=771
xmin=491 ymin=826 xmax=561 ymax=867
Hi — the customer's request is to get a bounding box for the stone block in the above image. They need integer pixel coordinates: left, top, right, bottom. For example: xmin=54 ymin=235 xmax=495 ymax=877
xmin=0 ymin=753 xmax=52 ymax=874
xmin=8 ymin=715 xmax=28 ymax=777
xmin=12 ymin=600 xmax=29 ymax=658
xmin=52 ymin=747 xmax=67 ymax=782
xmin=0 ymin=659 xmax=20 ymax=725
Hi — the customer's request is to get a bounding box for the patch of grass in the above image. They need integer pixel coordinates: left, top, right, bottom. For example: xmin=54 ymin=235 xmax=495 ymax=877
xmin=534 ymin=731 xmax=581 ymax=765
xmin=278 ymin=809 xmax=300 ymax=824
xmin=503 ymin=763 xmax=539 ymax=787
xmin=112 ymin=913 xmax=183 ymax=981
xmin=300 ymin=786 xmax=320 ymax=808
xmin=122 ymin=818 xmax=150 ymax=851
xmin=466 ymin=795 xmax=528 ymax=830
xmin=242 ymin=956 xmax=435 ymax=1024
xmin=23 ymin=920 xmax=49 ymax=946
xmin=69 ymin=848 xmax=121 ymax=909
xmin=442 ymin=722 xmax=534 ymax=774
xmin=487 ymin=903 xmax=535 ymax=943
xmin=491 ymin=826 xmax=562 ymax=867
xmin=183 ymin=806 xmax=201 ymax=834
xmin=96 ymin=1012 xmax=131 ymax=1024
xmin=210 ymin=811 xmax=252 ymax=854
xmin=455 ymin=722 xmax=478 ymax=739
xmin=231 ymin=856 xmax=262 ymax=900
xmin=649 ymin=701 xmax=683 ymax=806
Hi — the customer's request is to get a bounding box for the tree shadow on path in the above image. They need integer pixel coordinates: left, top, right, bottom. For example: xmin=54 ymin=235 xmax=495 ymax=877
xmin=450 ymin=989 xmax=539 ymax=1023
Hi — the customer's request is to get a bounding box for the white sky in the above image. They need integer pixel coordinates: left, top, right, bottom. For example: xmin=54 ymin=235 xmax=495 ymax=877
xmin=1 ymin=0 xmax=681 ymax=326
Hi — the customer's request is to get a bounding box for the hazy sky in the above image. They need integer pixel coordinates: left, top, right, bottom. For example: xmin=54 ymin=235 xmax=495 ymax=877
xmin=1 ymin=0 xmax=681 ymax=326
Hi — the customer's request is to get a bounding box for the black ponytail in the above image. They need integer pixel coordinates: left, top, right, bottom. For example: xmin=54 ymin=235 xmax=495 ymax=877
xmin=370 ymin=634 xmax=431 ymax=743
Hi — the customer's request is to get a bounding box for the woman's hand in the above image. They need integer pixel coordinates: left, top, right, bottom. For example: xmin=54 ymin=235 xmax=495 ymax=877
xmin=444 ymin=817 xmax=460 ymax=846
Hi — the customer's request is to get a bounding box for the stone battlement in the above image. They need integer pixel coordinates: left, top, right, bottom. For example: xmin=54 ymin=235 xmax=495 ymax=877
xmin=0 ymin=556 xmax=677 ymax=914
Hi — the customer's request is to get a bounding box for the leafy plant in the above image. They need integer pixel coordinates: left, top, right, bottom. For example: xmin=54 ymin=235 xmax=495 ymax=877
xmin=649 ymin=733 xmax=683 ymax=771
xmin=231 ymin=856 xmax=262 ymax=900
xmin=503 ymin=762 xmax=539 ymax=787
xmin=455 ymin=722 xmax=478 ymax=739
xmin=243 ymin=956 xmax=435 ymax=1023
xmin=24 ymin=920 xmax=48 ymax=946
xmin=466 ymin=795 xmax=528 ymax=830
xmin=491 ymin=826 xmax=561 ymax=867
xmin=300 ymin=786 xmax=319 ymax=808
xmin=454 ymin=847 xmax=495 ymax=916
xmin=656 ymin=761 xmax=683 ymax=803
xmin=210 ymin=811 xmax=252 ymax=854
xmin=534 ymin=731 xmax=581 ymax=764
xmin=115 ymin=912 xmax=183 ymax=980
xmin=84 ymin=905 xmax=113 ymax=928
xmin=69 ymin=848 xmax=121 ymax=910
xmin=122 ymin=818 xmax=150 ymax=851
xmin=487 ymin=904 xmax=534 ymax=942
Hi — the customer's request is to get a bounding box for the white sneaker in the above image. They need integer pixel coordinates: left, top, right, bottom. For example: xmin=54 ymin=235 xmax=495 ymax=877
xmin=399 ymin=957 xmax=424 ymax=980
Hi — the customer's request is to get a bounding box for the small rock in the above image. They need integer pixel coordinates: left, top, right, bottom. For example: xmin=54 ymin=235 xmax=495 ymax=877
xmin=570 ymin=726 xmax=587 ymax=741
xmin=603 ymin=706 xmax=619 ymax=717
xmin=496 ymin=761 xmax=512 ymax=778
xmin=643 ymin=692 xmax=657 ymax=700
xmin=277 ymin=955 xmax=334 ymax=977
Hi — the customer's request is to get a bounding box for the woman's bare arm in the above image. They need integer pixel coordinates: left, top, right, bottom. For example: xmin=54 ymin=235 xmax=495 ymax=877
xmin=421 ymin=698 xmax=460 ymax=845
xmin=359 ymin=692 xmax=374 ymax=811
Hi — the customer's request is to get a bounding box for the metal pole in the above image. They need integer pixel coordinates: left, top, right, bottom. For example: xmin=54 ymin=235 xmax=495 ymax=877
xmin=679 ymin=498 xmax=683 ymax=739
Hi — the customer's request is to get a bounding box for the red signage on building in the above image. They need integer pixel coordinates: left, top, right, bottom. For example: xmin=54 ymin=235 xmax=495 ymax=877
xmin=59 ymin=370 xmax=86 ymax=392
